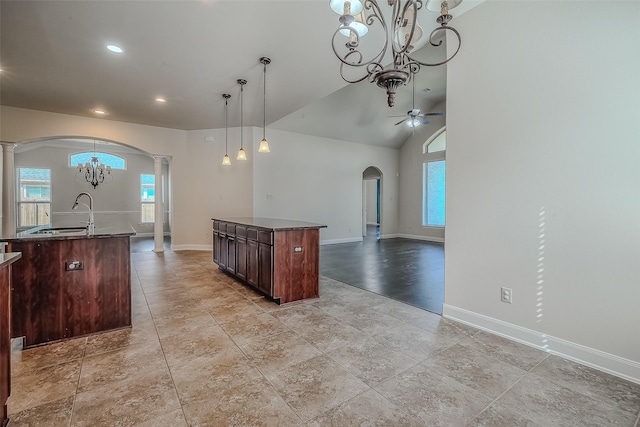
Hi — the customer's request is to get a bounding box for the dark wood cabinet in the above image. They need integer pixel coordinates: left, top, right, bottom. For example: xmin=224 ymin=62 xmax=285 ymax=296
xmin=247 ymin=239 xmax=259 ymax=286
xmin=218 ymin=232 xmax=228 ymax=270
xmin=212 ymin=230 xmax=220 ymax=264
xmin=6 ymin=236 xmax=131 ymax=348
xmin=226 ymin=235 xmax=236 ymax=274
xmin=212 ymin=218 xmax=324 ymax=304
xmin=258 ymin=242 xmax=273 ymax=295
xmin=236 ymin=236 xmax=247 ymax=280
xmin=0 ymin=253 xmax=21 ymax=427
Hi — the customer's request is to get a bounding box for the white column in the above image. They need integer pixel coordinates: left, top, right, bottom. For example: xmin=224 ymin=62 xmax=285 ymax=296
xmin=153 ymin=155 xmax=164 ymax=252
xmin=2 ymin=143 xmax=17 ymax=239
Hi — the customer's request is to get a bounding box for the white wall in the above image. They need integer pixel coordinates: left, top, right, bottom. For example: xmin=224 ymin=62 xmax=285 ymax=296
xmin=1 ymin=107 xmax=391 ymax=249
xmin=252 ymin=128 xmax=399 ymax=244
xmin=180 ymin=128 xmax=253 ymax=248
xmin=14 ymin=146 xmax=169 ymax=234
xmin=398 ymin=100 xmax=446 ymax=242
xmin=444 ymin=1 xmax=640 ymax=382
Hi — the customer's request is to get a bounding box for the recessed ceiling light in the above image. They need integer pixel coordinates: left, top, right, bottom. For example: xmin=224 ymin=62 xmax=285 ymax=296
xmin=155 ymin=97 xmax=166 ymax=103
xmin=93 ymin=109 xmax=106 ymax=115
xmin=106 ymin=44 xmax=123 ymax=53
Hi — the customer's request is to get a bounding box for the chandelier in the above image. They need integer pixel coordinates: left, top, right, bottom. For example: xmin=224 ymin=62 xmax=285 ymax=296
xmin=330 ymin=0 xmax=462 ymax=107
xmin=76 ymin=140 xmax=112 ymax=189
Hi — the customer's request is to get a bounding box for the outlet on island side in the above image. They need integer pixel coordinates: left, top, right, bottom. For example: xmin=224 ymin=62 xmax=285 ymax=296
xmin=501 ymin=287 xmax=513 ymax=304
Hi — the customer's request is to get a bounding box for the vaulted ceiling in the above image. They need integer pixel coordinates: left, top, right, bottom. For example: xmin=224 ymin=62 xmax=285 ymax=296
xmin=0 ymin=0 xmax=481 ymax=148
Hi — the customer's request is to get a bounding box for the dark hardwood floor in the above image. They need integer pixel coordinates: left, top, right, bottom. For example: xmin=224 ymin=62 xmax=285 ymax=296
xmin=320 ymin=225 xmax=444 ymax=314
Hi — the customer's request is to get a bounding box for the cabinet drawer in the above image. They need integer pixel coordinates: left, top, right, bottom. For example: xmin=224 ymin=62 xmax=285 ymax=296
xmin=213 ymin=221 xmax=219 ymax=231
xmin=219 ymin=223 xmax=226 ymax=233
xmin=258 ymin=230 xmax=273 ymax=245
xmin=226 ymin=225 xmax=236 ymax=235
xmin=236 ymin=226 xmax=247 ymax=238
xmin=247 ymin=228 xmax=258 ymax=241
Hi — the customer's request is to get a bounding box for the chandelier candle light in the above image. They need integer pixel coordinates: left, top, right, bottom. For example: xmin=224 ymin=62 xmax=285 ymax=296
xmin=330 ymin=0 xmax=462 ymax=107
xmin=222 ymin=94 xmax=232 ymax=166
xmin=77 ymin=140 xmax=112 ymax=189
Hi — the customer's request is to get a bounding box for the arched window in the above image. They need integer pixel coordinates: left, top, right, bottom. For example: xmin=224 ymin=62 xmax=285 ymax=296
xmin=422 ymin=127 xmax=446 ymax=227
xmin=69 ymin=152 xmax=126 ymax=169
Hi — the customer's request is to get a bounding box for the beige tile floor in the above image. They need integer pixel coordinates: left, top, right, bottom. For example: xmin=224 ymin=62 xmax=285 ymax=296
xmin=7 ymin=250 xmax=640 ymax=426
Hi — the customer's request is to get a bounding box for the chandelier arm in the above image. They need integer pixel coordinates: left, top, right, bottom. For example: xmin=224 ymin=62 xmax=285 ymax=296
xmin=392 ymin=0 xmax=421 ymax=56
xmin=331 ymin=0 xmax=388 ymax=83
xmin=404 ymin=25 xmax=461 ymax=67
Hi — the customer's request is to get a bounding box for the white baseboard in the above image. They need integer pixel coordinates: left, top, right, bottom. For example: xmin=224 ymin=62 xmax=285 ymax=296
xmin=171 ymin=244 xmax=212 ymax=252
xmin=394 ymin=233 xmax=445 ymax=243
xmin=443 ymin=304 xmax=640 ymax=385
xmin=320 ymin=237 xmax=363 ymax=245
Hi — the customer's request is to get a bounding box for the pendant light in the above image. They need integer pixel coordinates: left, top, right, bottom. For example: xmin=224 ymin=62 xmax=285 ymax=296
xmin=258 ymin=57 xmax=271 ymax=153
xmin=222 ymin=93 xmax=231 ymax=166
xmin=237 ymin=79 xmax=248 ymax=160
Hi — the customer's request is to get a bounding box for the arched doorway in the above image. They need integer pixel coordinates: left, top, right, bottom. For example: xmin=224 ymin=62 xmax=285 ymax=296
xmin=362 ymin=166 xmax=382 ymax=241
xmin=3 ymin=136 xmax=171 ymax=252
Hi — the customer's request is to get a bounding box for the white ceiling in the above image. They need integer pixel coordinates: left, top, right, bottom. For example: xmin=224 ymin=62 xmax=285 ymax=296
xmin=0 ymin=0 xmax=481 ymax=148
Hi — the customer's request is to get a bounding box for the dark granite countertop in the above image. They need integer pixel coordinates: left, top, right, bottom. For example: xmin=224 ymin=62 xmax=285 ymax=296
xmin=212 ymin=217 xmax=327 ymax=231
xmin=0 ymin=252 xmax=22 ymax=268
xmin=1 ymin=225 xmax=136 ymax=242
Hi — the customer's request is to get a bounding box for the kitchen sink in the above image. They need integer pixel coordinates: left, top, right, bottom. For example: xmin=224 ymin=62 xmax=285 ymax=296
xmin=30 ymin=226 xmax=88 ymax=235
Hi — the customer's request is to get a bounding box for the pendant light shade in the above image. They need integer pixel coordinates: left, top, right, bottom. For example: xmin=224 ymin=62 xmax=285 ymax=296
xmin=258 ymin=139 xmax=270 ymax=153
xmin=222 ymin=93 xmax=231 ymax=166
xmin=237 ymin=79 xmax=248 ymax=161
xmin=259 ymin=57 xmax=271 ymax=153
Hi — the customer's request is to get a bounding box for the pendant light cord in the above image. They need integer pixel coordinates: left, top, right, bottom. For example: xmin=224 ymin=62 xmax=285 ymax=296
xmin=225 ymin=96 xmax=229 ymax=154
xmin=240 ymin=83 xmax=244 ymax=149
xmin=263 ymin=61 xmax=266 ymax=140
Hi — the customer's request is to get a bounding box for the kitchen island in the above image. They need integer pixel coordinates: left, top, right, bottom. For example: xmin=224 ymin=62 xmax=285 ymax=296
xmin=212 ymin=217 xmax=326 ymax=304
xmin=1 ymin=252 xmax=21 ymax=426
xmin=1 ymin=225 xmax=135 ymax=348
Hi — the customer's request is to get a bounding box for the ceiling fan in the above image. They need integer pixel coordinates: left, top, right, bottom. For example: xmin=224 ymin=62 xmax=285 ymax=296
xmin=390 ymin=109 xmax=443 ymax=127
xmin=388 ymin=77 xmax=443 ymax=128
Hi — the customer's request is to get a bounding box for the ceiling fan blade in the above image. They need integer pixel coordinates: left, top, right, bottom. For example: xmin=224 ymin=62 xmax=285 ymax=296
xmin=394 ymin=118 xmax=407 ymax=126
xmin=419 ymin=117 xmax=430 ymax=125
xmin=387 ymin=115 xmax=407 ymax=118
xmin=421 ymin=112 xmax=444 ymax=116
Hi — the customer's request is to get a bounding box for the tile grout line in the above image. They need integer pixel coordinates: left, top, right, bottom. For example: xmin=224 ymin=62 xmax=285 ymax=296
xmin=463 ymin=351 xmax=551 ymax=427
xmin=138 ymin=261 xmax=192 ymax=425
xmin=190 ymin=272 xmax=308 ymax=425
xmin=68 ymin=337 xmax=88 ymax=427
xmin=634 ymin=408 xmax=640 ymax=427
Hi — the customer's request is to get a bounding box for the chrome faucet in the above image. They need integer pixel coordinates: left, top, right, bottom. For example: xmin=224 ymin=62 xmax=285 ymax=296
xmin=72 ymin=192 xmax=95 ymax=233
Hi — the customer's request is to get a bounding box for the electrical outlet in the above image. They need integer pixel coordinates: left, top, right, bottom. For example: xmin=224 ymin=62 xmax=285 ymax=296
xmin=501 ymin=287 xmax=513 ymax=304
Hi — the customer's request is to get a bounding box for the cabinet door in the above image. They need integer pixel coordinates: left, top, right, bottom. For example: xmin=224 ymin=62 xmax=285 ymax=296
xmin=219 ymin=234 xmax=228 ymax=269
xmin=247 ymin=239 xmax=259 ymax=286
xmin=236 ymin=237 xmax=247 ymax=280
xmin=212 ymin=231 xmax=220 ymax=264
xmin=10 ymin=240 xmax=68 ymax=343
xmin=227 ymin=236 xmax=236 ymax=274
xmin=0 ymin=267 xmax=10 ymax=420
xmin=10 ymin=237 xmax=130 ymax=347
xmin=258 ymin=242 xmax=273 ymax=295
